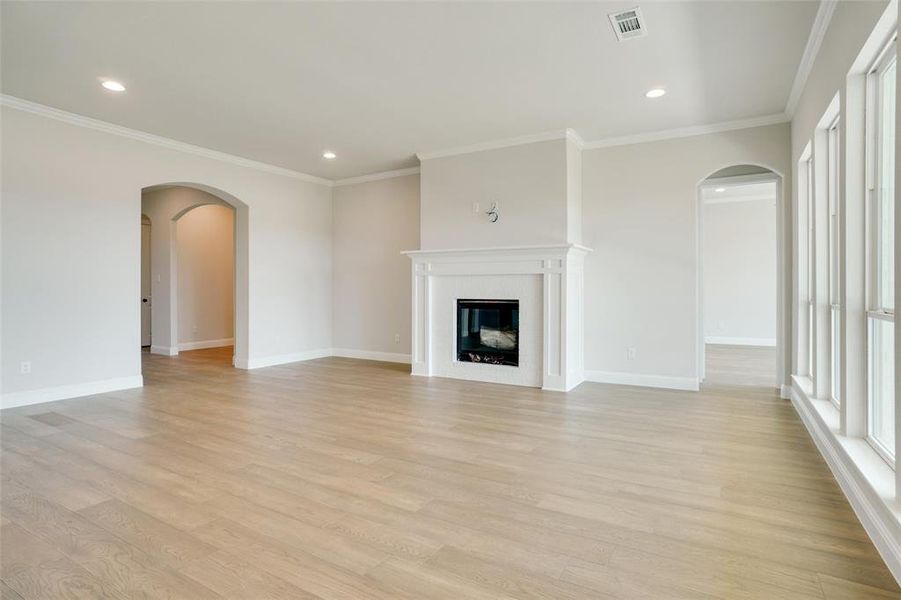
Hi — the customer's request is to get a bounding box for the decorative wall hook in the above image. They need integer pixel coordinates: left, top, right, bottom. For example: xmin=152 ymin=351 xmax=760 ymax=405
xmin=486 ymin=202 xmax=499 ymax=223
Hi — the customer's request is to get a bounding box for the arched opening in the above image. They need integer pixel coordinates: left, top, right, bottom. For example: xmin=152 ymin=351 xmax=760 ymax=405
xmin=140 ymin=183 xmax=249 ymax=371
xmin=697 ymin=164 xmax=785 ymax=391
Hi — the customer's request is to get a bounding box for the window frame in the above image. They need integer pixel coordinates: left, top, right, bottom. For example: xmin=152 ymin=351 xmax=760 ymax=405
xmin=827 ymin=116 xmax=842 ymax=408
xmin=864 ymin=39 xmax=897 ymax=466
xmin=807 ymin=154 xmax=816 ymax=381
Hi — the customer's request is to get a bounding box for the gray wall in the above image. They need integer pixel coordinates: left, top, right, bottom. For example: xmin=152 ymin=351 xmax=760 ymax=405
xmin=332 ymin=174 xmax=420 ymax=357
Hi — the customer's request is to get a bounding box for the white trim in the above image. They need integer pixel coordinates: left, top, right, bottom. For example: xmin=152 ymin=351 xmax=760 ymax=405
xmin=780 ymin=384 xmax=792 ymax=400
xmin=868 ymin=310 xmax=896 ymax=322
xmin=331 ymin=348 xmax=412 ymax=364
xmin=150 ymin=345 xmax=178 ymax=356
xmin=3 ymin=93 xmax=793 ymax=184
xmin=236 ymin=348 xmax=332 ymax=370
xmin=1 ymin=376 xmax=143 ymax=410
xmin=178 ymin=338 xmax=234 ymax=351
xmin=403 ymin=243 xmax=592 ymax=258
xmin=582 ymin=113 xmax=789 ymax=150
xmin=785 ymin=1 xmax=838 ymax=117
xmin=416 ymin=128 xmax=582 ymax=161
xmin=583 ymin=370 xmax=699 ymax=391
xmin=701 ymin=173 xmax=781 ymax=187
xmin=566 ymin=128 xmax=585 ymax=150
xmin=0 ymin=94 xmax=333 ymax=186
xmin=333 ymin=167 xmax=420 ymax=187
xmin=705 ymin=336 xmax=777 ymax=347
xmin=406 ymin=244 xmax=589 ymax=391
xmin=702 ymin=194 xmax=777 ymax=205
xmin=790 ymin=378 xmax=901 ymax=585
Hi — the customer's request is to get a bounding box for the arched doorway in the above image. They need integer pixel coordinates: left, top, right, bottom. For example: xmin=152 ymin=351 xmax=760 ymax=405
xmin=140 ymin=183 xmax=249 ymax=369
xmin=697 ymin=164 xmax=786 ymax=391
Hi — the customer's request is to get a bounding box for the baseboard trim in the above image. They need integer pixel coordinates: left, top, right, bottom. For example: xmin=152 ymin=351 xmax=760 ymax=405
xmin=178 ymin=338 xmax=234 ymax=351
xmin=780 ymin=383 xmax=792 ymax=399
xmin=1 ymin=376 xmax=144 ymax=410
xmin=705 ymin=336 xmax=777 ymax=347
xmin=583 ymin=370 xmax=699 ymax=391
xmin=237 ymin=348 xmax=332 ymax=370
xmin=331 ymin=348 xmax=412 ymax=364
xmin=150 ymin=345 xmax=178 ymax=356
xmin=790 ymin=378 xmax=901 ymax=585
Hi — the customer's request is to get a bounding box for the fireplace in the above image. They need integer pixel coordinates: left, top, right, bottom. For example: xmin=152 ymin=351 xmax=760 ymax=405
xmin=456 ymin=299 xmax=519 ymax=366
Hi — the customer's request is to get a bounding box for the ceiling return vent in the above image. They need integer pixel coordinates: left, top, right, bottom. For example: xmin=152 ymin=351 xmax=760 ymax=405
xmin=608 ymin=7 xmax=647 ymax=41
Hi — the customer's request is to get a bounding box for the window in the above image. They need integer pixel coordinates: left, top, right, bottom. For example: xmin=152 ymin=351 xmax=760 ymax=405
xmin=798 ymin=150 xmax=815 ymax=380
xmin=866 ymin=43 xmax=896 ymax=464
xmin=828 ymin=118 xmax=842 ymax=407
xmin=807 ymin=155 xmax=816 ymax=380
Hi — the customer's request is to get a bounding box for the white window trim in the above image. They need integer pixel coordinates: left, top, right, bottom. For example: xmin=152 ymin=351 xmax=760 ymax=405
xmin=864 ymin=39 xmax=896 ymax=467
xmin=828 ymin=116 xmax=842 ymax=408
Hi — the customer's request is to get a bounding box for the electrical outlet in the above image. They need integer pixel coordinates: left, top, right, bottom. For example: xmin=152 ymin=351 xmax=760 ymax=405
xmin=472 ymin=201 xmax=480 ymax=214
xmin=19 ymin=361 xmax=31 ymax=374
xmin=193 ymin=325 xmax=199 ymax=333
xmin=627 ymin=347 xmax=637 ymax=360
xmin=394 ymin=333 xmax=401 ymax=344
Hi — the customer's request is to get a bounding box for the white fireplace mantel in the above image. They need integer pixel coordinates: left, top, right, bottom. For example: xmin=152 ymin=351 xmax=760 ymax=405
xmin=403 ymin=244 xmax=591 ymax=391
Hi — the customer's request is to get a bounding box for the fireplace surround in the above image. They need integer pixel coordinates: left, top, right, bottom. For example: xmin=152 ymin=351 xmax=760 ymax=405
xmin=404 ymin=244 xmax=590 ymax=390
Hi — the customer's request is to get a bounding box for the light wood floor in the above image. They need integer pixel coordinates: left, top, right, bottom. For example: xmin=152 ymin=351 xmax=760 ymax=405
xmin=2 ymin=346 xmax=899 ymax=599
xmin=704 ymin=344 xmax=778 ymax=389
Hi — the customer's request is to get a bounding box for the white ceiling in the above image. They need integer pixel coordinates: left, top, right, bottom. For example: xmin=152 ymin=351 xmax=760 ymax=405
xmin=1 ymin=1 xmax=818 ymax=180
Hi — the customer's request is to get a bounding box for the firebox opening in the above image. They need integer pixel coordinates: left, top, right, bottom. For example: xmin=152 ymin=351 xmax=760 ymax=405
xmin=456 ymin=299 xmax=519 ymax=367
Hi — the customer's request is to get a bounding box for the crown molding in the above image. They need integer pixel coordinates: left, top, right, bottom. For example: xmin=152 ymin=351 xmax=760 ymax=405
xmin=564 ymin=128 xmax=584 ymax=150
xmin=0 ymin=94 xmax=334 ymax=187
xmin=333 ymin=166 xmax=420 ymax=187
xmin=582 ymin=113 xmax=790 ymax=150
xmin=4 ymin=92 xmax=793 ymax=183
xmin=785 ymin=0 xmax=838 ymax=118
xmin=416 ymin=129 xmax=580 ymax=161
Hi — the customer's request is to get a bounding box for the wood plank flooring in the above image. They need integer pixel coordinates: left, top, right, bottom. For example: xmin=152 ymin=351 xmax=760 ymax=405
xmin=1 ymin=346 xmax=898 ymax=599
xmin=703 ymin=344 xmax=778 ymax=388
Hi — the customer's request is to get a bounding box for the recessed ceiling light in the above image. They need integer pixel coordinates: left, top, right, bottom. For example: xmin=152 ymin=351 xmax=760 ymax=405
xmin=715 ymin=187 xmax=726 ymax=193
xmin=101 ymin=80 xmax=126 ymax=92
xmin=322 ymin=151 xmax=337 ymax=160
xmin=645 ymin=88 xmax=666 ymax=99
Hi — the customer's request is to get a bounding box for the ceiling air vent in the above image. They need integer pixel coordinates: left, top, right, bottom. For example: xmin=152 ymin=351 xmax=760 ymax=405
xmin=609 ymin=7 xmax=647 ymax=41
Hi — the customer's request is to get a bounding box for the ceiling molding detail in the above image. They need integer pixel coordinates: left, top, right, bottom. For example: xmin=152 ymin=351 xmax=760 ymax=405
xmin=4 ymin=93 xmax=794 ymax=183
xmin=333 ymin=167 xmax=421 ymax=187
xmin=0 ymin=94 xmax=334 ymax=186
xmin=565 ymin=128 xmax=584 ymax=150
xmin=416 ymin=129 xmax=580 ymax=161
xmin=784 ymin=0 xmax=838 ymax=118
xmin=582 ymin=113 xmax=789 ymax=150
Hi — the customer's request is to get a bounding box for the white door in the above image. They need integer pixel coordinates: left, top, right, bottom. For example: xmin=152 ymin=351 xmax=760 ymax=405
xmin=141 ymin=217 xmax=152 ymax=346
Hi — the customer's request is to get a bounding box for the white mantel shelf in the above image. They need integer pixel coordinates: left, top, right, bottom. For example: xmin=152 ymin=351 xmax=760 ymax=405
xmin=404 ymin=243 xmax=591 ymax=392
xmin=402 ymin=243 xmax=593 ymax=257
